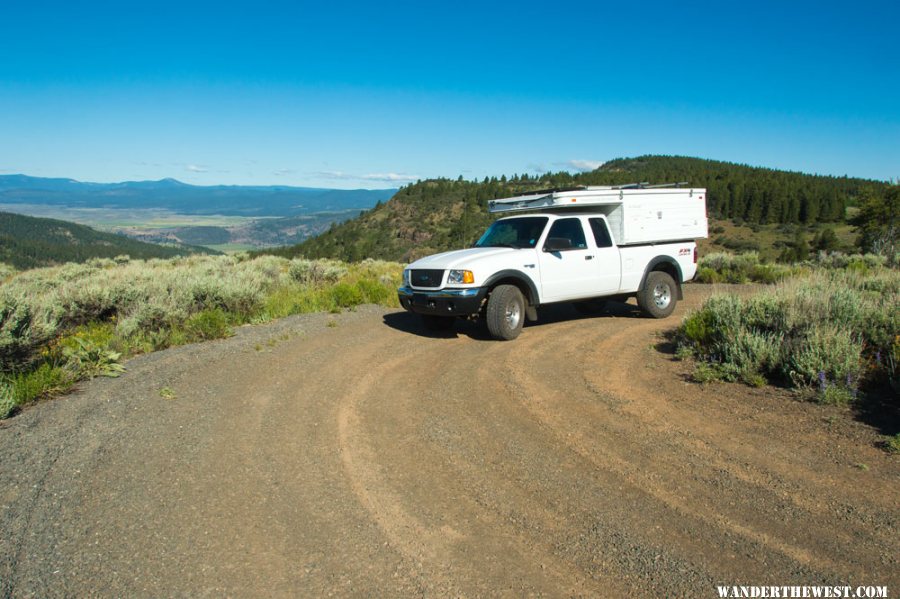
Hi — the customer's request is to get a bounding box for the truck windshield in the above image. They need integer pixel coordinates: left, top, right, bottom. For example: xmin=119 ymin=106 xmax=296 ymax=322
xmin=475 ymin=216 xmax=548 ymax=249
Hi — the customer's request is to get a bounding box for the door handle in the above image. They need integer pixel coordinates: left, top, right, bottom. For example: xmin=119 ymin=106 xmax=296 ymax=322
xmin=585 ymin=255 xmax=594 ymax=260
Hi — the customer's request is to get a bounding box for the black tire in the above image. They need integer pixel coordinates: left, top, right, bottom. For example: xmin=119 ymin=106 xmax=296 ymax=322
xmin=421 ymin=314 xmax=456 ymax=332
xmin=485 ymin=284 xmax=525 ymax=340
xmin=637 ymin=271 xmax=678 ymax=318
xmin=574 ymin=299 xmax=607 ymax=315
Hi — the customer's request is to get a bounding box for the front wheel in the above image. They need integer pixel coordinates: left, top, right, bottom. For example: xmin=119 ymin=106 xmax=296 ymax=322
xmin=485 ymin=285 xmax=525 ymax=340
xmin=637 ymin=271 xmax=678 ymax=318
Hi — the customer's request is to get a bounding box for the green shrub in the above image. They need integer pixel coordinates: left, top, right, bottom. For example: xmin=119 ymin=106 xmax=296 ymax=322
xmin=693 ymin=362 xmax=730 ymax=384
xmin=0 ymin=293 xmax=57 ymax=374
xmin=354 ymin=278 xmax=393 ymax=305
xmin=116 ymin=302 xmax=182 ymax=340
xmin=288 ymin=258 xmax=348 ymax=285
xmin=0 ymin=263 xmax=16 ymax=282
xmin=677 ymin=268 xmax=898 ymax=395
xmin=680 ymin=308 xmax=717 ymax=347
xmin=117 ymin=327 xmax=185 ymax=355
xmin=185 ymin=308 xmax=233 ymax=341
xmin=694 ymin=267 xmax=723 ymax=284
xmin=0 ymin=381 xmax=15 ymax=418
xmin=787 ymin=326 xmax=862 ymax=387
xmin=50 ymin=322 xmax=116 ymax=362
xmin=86 ymin=257 xmax=117 ymax=269
xmin=59 ymin=336 xmax=125 ymax=379
xmin=697 ymin=251 xmax=799 ymax=285
xmin=818 ymin=385 xmax=856 ymax=406
xmin=887 ymin=433 xmax=900 ymax=454
xmin=741 ymin=292 xmax=788 ymax=333
xmin=1 ymin=363 xmax=73 ymax=417
xmin=331 ymin=282 xmax=364 ymax=308
xmin=724 ymin=329 xmax=783 ymax=378
xmin=750 ymin=264 xmax=786 ymax=284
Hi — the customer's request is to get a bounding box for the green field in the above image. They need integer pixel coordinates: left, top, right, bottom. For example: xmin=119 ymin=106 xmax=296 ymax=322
xmin=205 ymin=243 xmax=258 ymax=254
xmin=0 ymin=203 xmax=257 ymax=229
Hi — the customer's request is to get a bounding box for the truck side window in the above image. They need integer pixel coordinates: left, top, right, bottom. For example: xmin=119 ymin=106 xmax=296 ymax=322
xmin=589 ymin=218 xmax=613 ymax=248
xmin=545 ymin=218 xmax=587 ymax=250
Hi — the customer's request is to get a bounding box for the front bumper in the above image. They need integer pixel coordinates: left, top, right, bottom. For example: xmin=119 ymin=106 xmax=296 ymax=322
xmin=397 ymin=286 xmax=488 ymax=317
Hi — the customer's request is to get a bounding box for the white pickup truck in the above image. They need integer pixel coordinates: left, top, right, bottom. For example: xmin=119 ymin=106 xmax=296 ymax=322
xmin=397 ymin=184 xmax=708 ymax=340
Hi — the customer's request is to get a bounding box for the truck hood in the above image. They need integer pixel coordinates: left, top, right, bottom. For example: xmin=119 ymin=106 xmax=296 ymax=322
xmin=407 ymin=247 xmax=519 ymax=270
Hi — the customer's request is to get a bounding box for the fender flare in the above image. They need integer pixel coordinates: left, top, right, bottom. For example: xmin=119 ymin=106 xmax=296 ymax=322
xmin=483 ymin=270 xmax=540 ymax=306
xmin=639 ymin=256 xmax=684 ymax=300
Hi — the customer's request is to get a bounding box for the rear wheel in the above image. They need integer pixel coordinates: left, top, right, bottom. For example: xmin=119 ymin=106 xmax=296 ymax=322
xmin=637 ymin=271 xmax=678 ymax=318
xmin=486 ymin=284 xmax=525 ymax=340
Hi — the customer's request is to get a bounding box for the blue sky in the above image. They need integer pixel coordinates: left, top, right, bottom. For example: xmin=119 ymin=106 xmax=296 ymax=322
xmin=1 ymin=0 xmax=897 ymax=189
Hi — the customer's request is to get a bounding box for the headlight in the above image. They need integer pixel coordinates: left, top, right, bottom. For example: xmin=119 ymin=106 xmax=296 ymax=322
xmin=448 ymin=269 xmax=475 ymax=285
xmin=402 ymin=269 xmax=411 ymax=286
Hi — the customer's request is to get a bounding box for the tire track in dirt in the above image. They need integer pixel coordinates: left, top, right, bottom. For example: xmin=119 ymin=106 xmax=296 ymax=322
xmin=503 ymin=295 xmax=896 ymax=585
xmin=333 ymin=329 xmax=624 ymax=596
xmin=504 ymin=336 xmax=838 ymax=576
xmin=582 ymin=302 xmax=900 ymax=558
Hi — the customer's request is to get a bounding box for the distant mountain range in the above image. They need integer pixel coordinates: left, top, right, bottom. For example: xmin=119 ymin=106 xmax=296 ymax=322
xmin=0 ymin=175 xmax=396 ymax=217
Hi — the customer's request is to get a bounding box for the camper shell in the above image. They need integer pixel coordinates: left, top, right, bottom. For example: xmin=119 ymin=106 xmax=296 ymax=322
xmin=488 ymin=185 xmax=708 ymax=246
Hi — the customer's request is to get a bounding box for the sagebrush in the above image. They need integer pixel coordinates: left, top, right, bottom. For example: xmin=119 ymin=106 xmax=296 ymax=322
xmin=694 ymin=251 xmax=887 ymax=285
xmin=679 ymin=269 xmax=899 ymax=402
xmin=0 ymin=255 xmax=402 ymax=417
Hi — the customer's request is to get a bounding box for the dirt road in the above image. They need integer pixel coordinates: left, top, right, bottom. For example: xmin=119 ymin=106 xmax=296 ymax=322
xmin=1 ymin=288 xmax=897 ymax=597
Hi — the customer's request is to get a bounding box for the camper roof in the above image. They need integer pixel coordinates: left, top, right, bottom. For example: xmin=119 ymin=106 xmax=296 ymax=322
xmin=488 ymin=183 xmax=698 ymax=214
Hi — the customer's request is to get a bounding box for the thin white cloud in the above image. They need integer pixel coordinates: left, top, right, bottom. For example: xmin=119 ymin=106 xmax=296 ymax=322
xmin=314 ymin=170 xmax=355 ymax=180
xmin=361 ymin=172 xmax=420 ymax=182
xmin=273 ymin=169 xmax=297 ymax=177
xmin=526 ymin=163 xmax=549 ymax=174
xmin=565 ymin=159 xmax=604 ymax=173
xmin=316 ymin=170 xmax=419 ymax=183
xmin=186 ymin=164 xmax=209 ymax=173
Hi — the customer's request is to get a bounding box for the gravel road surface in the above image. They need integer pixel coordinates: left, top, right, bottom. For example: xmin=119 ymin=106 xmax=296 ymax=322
xmin=1 ymin=288 xmax=897 ymax=597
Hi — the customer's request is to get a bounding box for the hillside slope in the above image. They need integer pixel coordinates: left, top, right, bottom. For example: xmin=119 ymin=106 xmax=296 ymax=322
xmin=271 ymin=156 xmax=885 ymax=262
xmin=0 ymin=211 xmax=211 ymax=269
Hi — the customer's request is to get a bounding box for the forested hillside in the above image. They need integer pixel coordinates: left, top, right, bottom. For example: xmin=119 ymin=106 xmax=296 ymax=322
xmin=0 ymin=211 xmax=211 ymax=269
xmin=265 ymin=156 xmax=887 ymax=263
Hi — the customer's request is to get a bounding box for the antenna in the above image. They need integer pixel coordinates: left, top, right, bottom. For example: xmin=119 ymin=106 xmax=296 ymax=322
xmin=642 ymin=182 xmax=690 ymax=189
xmin=610 ymin=182 xmax=689 ymax=189
xmin=611 ymin=182 xmax=649 ymax=189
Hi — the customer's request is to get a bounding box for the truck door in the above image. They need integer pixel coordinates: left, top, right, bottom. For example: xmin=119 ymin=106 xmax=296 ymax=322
xmin=538 ymin=217 xmax=602 ymax=302
xmin=587 ymin=217 xmax=622 ymax=293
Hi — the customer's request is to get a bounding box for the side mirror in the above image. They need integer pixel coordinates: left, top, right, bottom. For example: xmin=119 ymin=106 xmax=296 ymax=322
xmin=543 ymin=237 xmax=572 ymax=252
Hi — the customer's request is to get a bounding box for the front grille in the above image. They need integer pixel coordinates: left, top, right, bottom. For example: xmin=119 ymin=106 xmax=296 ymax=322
xmin=410 ymin=269 xmax=444 ymax=288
